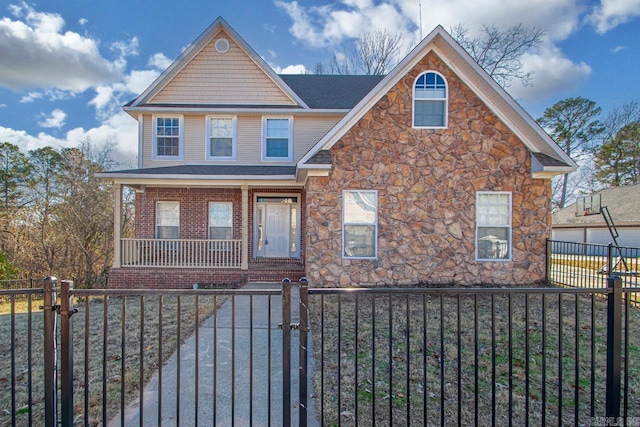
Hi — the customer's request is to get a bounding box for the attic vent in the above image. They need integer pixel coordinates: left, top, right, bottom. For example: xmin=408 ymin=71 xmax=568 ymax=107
xmin=215 ymin=38 xmax=230 ymax=54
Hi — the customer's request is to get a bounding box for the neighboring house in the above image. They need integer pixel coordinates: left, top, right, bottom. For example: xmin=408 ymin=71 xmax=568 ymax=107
xmin=552 ymin=184 xmax=640 ymax=248
xmin=99 ymin=17 xmax=576 ymax=288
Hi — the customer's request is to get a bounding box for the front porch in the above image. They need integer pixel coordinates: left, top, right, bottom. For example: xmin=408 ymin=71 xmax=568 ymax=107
xmin=108 ymin=182 xmax=307 ymax=288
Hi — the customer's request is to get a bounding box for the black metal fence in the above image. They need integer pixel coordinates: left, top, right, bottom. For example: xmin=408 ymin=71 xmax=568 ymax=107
xmin=308 ymin=278 xmax=639 ymax=426
xmin=0 ymin=278 xmax=309 ymax=427
xmin=2 ymin=274 xmax=640 ymax=426
xmin=547 ymin=239 xmax=640 ymax=288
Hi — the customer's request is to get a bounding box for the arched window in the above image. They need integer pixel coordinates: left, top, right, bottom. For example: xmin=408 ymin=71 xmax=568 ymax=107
xmin=413 ymin=71 xmax=447 ymax=128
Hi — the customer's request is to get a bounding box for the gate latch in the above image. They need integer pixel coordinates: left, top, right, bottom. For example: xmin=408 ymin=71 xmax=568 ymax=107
xmin=278 ymin=323 xmax=308 ymax=332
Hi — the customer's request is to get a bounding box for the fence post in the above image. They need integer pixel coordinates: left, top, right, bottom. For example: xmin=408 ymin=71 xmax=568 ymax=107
xmin=60 ymin=280 xmax=74 ymax=427
xmin=545 ymin=239 xmax=551 ymax=284
xmin=43 ymin=276 xmax=58 ymax=427
xmin=608 ymin=243 xmax=614 ymax=275
xmin=299 ymin=277 xmax=309 ymax=427
xmin=282 ymin=278 xmax=292 ymax=426
xmin=606 ymin=274 xmax=622 ymax=418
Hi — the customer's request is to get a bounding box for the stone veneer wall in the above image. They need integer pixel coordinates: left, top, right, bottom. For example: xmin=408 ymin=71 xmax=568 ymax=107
xmin=305 ymin=51 xmax=552 ymax=287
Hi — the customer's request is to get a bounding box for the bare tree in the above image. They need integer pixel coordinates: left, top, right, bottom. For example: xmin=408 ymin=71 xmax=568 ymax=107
xmin=450 ymin=23 xmax=546 ymax=88
xmin=357 ymin=29 xmax=405 ymax=75
xmin=317 ymin=29 xmax=406 ymax=75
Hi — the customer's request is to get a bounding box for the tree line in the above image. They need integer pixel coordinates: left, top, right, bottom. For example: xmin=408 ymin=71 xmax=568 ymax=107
xmin=0 ymin=139 xmax=118 ymax=286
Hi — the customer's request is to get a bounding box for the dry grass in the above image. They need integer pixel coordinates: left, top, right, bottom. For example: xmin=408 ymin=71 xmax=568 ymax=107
xmin=0 ymin=290 xmax=232 ymax=427
xmin=309 ymin=286 xmax=640 ymax=426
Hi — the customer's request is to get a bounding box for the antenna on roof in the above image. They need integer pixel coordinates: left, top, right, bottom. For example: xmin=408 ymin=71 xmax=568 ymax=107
xmin=419 ymin=0 xmax=423 ymax=40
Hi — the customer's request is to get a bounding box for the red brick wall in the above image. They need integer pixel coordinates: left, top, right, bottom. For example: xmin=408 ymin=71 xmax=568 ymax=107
xmin=108 ymin=186 xmax=306 ymax=288
xmin=107 ymin=268 xmax=306 ymax=289
xmin=135 ymin=187 xmax=242 ymax=240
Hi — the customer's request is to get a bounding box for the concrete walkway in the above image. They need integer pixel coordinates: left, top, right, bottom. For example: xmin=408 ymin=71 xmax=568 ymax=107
xmin=110 ymin=283 xmax=319 ymax=426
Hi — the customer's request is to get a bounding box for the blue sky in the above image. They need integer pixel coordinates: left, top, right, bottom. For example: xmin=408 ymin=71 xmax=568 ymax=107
xmin=0 ymin=0 xmax=639 ymax=166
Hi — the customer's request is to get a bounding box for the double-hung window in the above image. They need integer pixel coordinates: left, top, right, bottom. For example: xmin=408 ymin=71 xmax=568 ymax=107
xmin=153 ymin=116 xmax=183 ymax=160
xmin=263 ymin=117 xmax=293 ymax=161
xmin=343 ymin=190 xmax=378 ymax=259
xmin=207 ymin=116 xmax=236 ymax=160
xmin=476 ymin=192 xmax=511 ymax=261
xmin=156 ymin=202 xmax=180 ymax=250
xmin=209 ymin=202 xmax=233 ymax=251
xmin=209 ymin=202 xmax=233 ymax=239
xmin=413 ymin=71 xmax=447 ymax=128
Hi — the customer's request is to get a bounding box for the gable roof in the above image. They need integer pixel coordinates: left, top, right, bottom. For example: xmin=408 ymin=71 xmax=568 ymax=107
xmin=125 ymin=17 xmax=308 ymax=111
xmin=553 ymin=184 xmax=640 ymax=226
xmin=279 ymin=75 xmax=385 ymax=109
xmin=297 ymin=25 xmax=577 ymax=177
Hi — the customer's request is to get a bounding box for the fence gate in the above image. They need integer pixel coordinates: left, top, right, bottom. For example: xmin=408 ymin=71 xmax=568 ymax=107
xmin=29 ymin=277 xmax=312 ymax=426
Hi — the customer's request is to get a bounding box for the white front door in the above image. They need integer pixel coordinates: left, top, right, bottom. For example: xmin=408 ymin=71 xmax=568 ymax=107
xmin=264 ymin=204 xmax=290 ymax=258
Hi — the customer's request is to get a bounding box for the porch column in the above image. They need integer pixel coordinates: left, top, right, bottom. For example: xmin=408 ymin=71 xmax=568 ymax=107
xmin=241 ymin=184 xmax=249 ymax=270
xmin=113 ymin=183 xmax=122 ymax=268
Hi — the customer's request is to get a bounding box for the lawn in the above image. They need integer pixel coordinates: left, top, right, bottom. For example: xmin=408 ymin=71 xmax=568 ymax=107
xmin=309 ymin=285 xmax=640 ymax=426
xmin=0 ymin=290 xmax=231 ymax=427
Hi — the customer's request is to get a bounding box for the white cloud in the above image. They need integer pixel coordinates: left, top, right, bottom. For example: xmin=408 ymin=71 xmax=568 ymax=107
xmin=89 ymin=69 xmax=160 ymax=119
xmin=0 ymin=2 xmax=121 ymax=92
xmin=275 ymin=0 xmax=409 ymax=47
xmin=38 ymin=108 xmax=67 ymax=128
xmin=508 ymin=45 xmax=592 ymax=101
xmin=271 ymin=64 xmax=308 ymax=74
xmin=0 ymin=110 xmax=138 ymax=166
xmin=589 ymin=0 xmax=640 ymax=33
xmin=148 ymin=53 xmax=172 ymax=70
xmin=611 ymin=45 xmax=626 ymax=53
xmin=0 ymin=125 xmax=68 ymax=152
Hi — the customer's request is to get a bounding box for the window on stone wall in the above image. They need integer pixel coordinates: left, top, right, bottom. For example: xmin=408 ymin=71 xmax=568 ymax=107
xmin=343 ymin=190 xmax=378 ymax=259
xmin=476 ymin=192 xmax=511 ymax=261
xmin=413 ymin=71 xmax=447 ymax=128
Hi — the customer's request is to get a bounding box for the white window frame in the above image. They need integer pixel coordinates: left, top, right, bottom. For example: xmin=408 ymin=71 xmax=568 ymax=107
xmin=342 ymin=190 xmax=378 ymax=260
xmin=209 ymin=202 xmax=233 ymax=239
xmin=412 ymin=71 xmax=448 ymax=129
xmin=262 ymin=116 xmax=293 ymax=161
xmin=152 ymin=115 xmax=184 ymax=160
xmin=475 ymin=191 xmax=512 ymax=262
xmin=205 ymin=116 xmax=237 ymax=160
xmin=155 ymin=201 xmax=180 ymax=239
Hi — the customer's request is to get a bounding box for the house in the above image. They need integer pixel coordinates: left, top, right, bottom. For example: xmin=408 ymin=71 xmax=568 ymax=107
xmin=99 ymin=17 xmax=576 ymax=288
xmin=553 ymin=184 xmax=640 ymax=249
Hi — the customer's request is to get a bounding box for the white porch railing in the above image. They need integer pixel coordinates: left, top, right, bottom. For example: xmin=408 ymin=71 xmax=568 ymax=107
xmin=120 ymin=238 xmax=242 ymax=268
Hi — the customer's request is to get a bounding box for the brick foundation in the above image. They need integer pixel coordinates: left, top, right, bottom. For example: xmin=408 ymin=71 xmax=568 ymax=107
xmin=107 ymin=267 xmax=305 ymax=289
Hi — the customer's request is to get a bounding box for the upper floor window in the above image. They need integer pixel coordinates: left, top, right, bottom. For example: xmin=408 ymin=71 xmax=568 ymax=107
xmin=262 ymin=117 xmax=293 ymax=161
xmin=207 ymin=116 xmax=237 ymax=160
xmin=153 ymin=116 xmax=183 ymax=160
xmin=476 ymin=192 xmax=511 ymax=261
xmin=413 ymin=72 xmax=447 ymax=128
